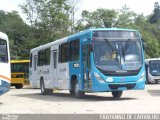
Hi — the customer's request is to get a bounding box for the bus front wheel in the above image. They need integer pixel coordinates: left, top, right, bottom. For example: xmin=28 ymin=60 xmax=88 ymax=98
xmin=15 ymin=84 xmax=23 ymax=89
xmin=111 ymin=91 xmax=123 ymax=98
xmin=74 ymin=82 xmax=85 ymax=99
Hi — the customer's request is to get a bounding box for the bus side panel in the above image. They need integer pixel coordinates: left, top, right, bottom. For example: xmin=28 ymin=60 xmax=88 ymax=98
xmin=0 ymin=63 xmax=10 ymax=95
xmin=68 ymin=61 xmax=81 ymax=89
xmin=0 ymin=79 xmax=10 ymax=95
xmin=68 ymin=34 xmax=89 ymax=91
xmin=37 ymin=65 xmax=53 ymax=89
xmin=29 ymin=52 xmax=38 ymax=88
xmin=56 ymin=63 xmax=70 ymax=90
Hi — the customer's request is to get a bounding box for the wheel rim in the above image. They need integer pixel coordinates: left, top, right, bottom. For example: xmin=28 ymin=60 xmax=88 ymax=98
xmin=75 ymin=83 xmax=79 ymax=95
xmin=41 ymin=82 xmax=44 ymax=93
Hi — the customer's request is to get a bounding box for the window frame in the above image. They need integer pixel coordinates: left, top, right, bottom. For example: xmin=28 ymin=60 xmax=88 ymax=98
xmin=0 ymin=39 xmax=8 ymax=63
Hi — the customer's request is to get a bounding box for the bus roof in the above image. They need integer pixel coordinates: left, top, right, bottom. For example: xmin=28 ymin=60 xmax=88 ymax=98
xmin=10 ymin=60 xmax=30 ymax=63
xmin=30 ymin=28 xmax=139 ymax=53
xmin=0 ymin=32 xmax=8 ymax=40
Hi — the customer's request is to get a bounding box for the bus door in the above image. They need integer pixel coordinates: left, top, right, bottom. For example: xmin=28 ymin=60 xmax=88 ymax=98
xmin=32 ymin=55 xmax=37 ymax=87
xmin=52 ymin=50 xmax=58 ymax=88
xmin=82 ymin=43 xmax=92 ymax=90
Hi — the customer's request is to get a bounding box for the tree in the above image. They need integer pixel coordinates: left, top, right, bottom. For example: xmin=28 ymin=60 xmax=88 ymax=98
xmin=75 ymin=6 xmax=136 ymax=30
xmin=76 ymin=9 xmax=118 ymax=29
xmin=74 ymin=5 xmax=160 ymax=58
xmin=20 ymin=0 xmax=71 ymax=46
xmin=68 ymin=0 xmax=80 ymax=33
xmin=149 ymin=2 xmax=160 ymax=23
xmin=0 ymin=10 xmax=31 ymax=59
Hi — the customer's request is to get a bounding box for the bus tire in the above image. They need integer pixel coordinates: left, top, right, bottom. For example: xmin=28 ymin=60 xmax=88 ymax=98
xmin=145 ymin=77 xmax=151 ymax=84
xmin=40 ymin=79 xmax=53 ymax=95
xmin=15 ymin=84 xmax=23 ymax=89
xmin=146 ymin=80 xmax=151 ymax=84
xmin=155 ymin=80 xmax=159 ymax=84
xmin=74 ymin=81 xmax=85 ymax=99
xmin=111 ymin=91 xmax=123 ymax=98
xmin=69 ymin=80 xmax=76 ymax=96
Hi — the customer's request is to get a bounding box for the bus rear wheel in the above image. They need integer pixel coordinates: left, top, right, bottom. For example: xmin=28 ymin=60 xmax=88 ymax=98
xmin=40 ymin=79 xmax=53 ymax=95
xmin=69 ymin=90 xmax=74 ymax=96
xmin=111 ymin=91 xmax=123 ymax=98
xmin=15 ymin=84 xmax=23 ymax=89
xmin=74 ymin=82 xmax=85 ymax=99
xmin=155 ymin=80 xmax=159 ymax=84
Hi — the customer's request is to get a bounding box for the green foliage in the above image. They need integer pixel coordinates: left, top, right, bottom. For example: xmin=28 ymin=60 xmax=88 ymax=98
xmin=75 ymin=4 xmax=160 ymax=58
xmin=1 ymin=1 xmax=160 ymax=59
xmin=20 ymin=0 xmax=71 ymax=45
xmin=0 ymin=10 xmax=31 ymax=59
xmin=149 ymin=2 xmax=160 ymax=23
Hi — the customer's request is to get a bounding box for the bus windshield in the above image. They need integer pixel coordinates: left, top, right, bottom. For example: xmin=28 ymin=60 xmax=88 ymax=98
xmin=11 ymin=63 xmax=29 ymax=74
xmin=149 ymin=60 xmax=160 ymax=76
xmin=93 ymin=31 xmax=143 ymax=71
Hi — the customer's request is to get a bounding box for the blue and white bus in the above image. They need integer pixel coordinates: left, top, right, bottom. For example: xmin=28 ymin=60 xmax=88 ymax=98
xmin=29 ymin=28 xmax=145 ymax=98
xmin=0 ymin=32 xmax=10 ymax=95
xmin=145 ymin=58 xmax=160 ymax=84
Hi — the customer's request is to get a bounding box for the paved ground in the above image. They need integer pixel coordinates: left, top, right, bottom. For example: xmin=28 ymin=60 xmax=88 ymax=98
xmin=0 ymin=84 xmax=160 ymax=114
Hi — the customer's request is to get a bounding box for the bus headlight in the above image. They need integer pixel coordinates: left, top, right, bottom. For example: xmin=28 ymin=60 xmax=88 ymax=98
xmin=94 ymin=72 xmax=105 ymax=83
xmin=138 ymin=72 xmax=145 ymax=82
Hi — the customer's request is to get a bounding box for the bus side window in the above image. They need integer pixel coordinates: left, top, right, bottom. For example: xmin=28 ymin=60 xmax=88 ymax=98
xmin=34 ymin=56 xmax=37 ymax=71
xmin=53 ymin=50 xmax=57 ymax=69
xmin=45 ymin=48 xmax=51 ymax=65
xmin=61 ymin=42 xmax=69 ymax=63
xmin=58 ymin=45 xmax=61 ymax=63
xmin=70 ymin=40 xmax=80 ymax=61
xmin=0 ymin=40 xmax=8 ymax=63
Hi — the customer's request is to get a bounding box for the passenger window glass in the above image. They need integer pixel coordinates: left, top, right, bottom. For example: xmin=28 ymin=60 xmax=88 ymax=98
xmin=61 ymin=42 xmax=69 ymax=63
xmin=70 ymin=40 xmax=79 ymax=61
xmin=0 ymin=39 xmax=8 ymax=63
xmin=45 ymin=48 xmax=51 ymax=65
xmin=53 ymin=51 xmax=57 ymax=69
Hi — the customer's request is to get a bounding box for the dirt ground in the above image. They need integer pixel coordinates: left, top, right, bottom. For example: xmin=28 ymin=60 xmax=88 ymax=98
xmin=0 ymin=84 xmax=160 ymax=114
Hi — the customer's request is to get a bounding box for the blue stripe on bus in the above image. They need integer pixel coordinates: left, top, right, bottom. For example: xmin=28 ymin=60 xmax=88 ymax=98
xmin=0 ymin=80 xmax=10 ymax=95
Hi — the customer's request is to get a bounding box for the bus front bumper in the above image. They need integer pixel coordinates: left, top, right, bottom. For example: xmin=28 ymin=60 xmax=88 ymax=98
xmin=148 ymin=74 xmax=160 ymax=83
xmin=92 ymin=79 xmax=145 ymax=92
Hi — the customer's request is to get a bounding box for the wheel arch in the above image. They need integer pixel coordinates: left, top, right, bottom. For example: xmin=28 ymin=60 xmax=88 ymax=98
xmin=70 ymin=74 xmax=78 ymax=90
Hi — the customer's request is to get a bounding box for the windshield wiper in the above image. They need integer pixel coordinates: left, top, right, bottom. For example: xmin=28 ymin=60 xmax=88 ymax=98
xmin=104 ymin=39 xmax=115 ymax=51
xmin=124 ymin=39 xmax=131 ymax=51
xmin=122 ymin=46 xmax=125 ymax=62
xmin=104 ymin=39 xmax=121 ymax=63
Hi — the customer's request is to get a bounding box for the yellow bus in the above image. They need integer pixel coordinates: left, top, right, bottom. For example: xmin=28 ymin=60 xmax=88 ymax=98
xmin=11 ymin=60 xmax=29 ymax=89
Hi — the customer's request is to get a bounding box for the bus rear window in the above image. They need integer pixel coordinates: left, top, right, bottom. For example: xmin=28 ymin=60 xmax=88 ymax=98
xmin=0 ymin=39 xmax=8 ymax=63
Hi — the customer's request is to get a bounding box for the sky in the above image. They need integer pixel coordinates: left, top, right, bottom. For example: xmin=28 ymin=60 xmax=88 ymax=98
xmin=0 ymin=0 xmax=159 ymax=22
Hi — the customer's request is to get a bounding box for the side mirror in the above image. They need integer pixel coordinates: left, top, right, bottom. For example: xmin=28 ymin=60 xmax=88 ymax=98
xmin=141 ymin=38 xmax=146 ymax=50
